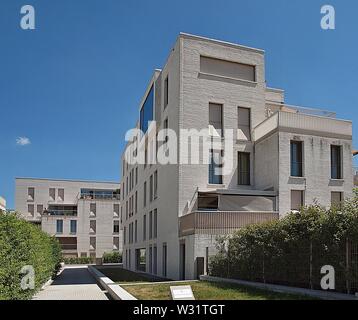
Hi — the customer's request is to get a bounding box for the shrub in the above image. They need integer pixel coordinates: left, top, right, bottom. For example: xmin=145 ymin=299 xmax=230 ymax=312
xmin=63 ymin=256 xmax=92 ymax=265
xmin=210 ymin=193 xmax=358 ymax=293
xmin=0 ymin=212 xmax=62 ymax=300
xmin=103 ymin=251 xmax=122 ymax=263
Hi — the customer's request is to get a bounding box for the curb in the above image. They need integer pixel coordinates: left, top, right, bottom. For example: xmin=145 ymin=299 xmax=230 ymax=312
xmin=88 ymin=265 xmax=137 ymax=300
xmin=200 ymin=275 xmax=358 ymax=300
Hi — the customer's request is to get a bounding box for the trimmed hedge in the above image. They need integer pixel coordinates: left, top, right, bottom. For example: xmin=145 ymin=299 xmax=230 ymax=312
xmin=210 ymin=191 xmax=358 ymax=293
xmin=103 ymin=251 xmax=122 ymax=263
xmin=63 ymin=257 xmax=92 ymax=265
xmin=0 ymin=212 xmax=62 ymax=300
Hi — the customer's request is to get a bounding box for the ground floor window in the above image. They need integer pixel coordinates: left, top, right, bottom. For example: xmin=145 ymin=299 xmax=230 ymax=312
xmin=136 ymin=248 xmax=146 ymax=272
xmin=162 ymin=243 xmax=167 ymax=277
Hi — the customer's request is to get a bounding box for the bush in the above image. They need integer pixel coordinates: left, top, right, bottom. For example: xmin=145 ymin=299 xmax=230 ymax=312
xmin=63 ymin=256 xmax=92 ymax=265
xmin=103 ymin=251 xmax=122 ymax=263
xmin=210 ymin=193 xmax=358 ymax=293
xmin=0 ymin=212 xmax=62 ymax=300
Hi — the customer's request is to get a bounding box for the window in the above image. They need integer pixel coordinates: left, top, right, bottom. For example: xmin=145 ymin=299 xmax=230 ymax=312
xmin=149 ymin=211 xmax=153 ymax=239
xmin=200 ymin=56 xmax=256 ymax=82
xmin=331 ymin=192 xmax=343 ymax=208
xmin=113 ymin=220 xmax=120 ymax=234
xmin=162 ymin=243 xmax=167 ymax=277
xmin=125 ymin=201 xmax=128 ymax=220
xmin=331 ymin=145 xmax=342 ymax=179
xmin=124 ymin=227 xmax=127 ymax=245
xmin=291 ymin=141 xmax=303 ymax=177
xmin=56 ymin=220 xmax=63 ymax=234
xmin=153 ymin=209 xmax=157 ymax=238
xmin=153 ymin=246 xmax=157 ymax=275
xmin=113 ymin=237 xmax=120 ymax=250
xmin=36 ymin=204 xmax=43 ymax=216
xmin=70 ymin=220 xmax=77 ymax=234
xmin=164 ymin=76 xmax=169 ymax=108
xmin=49 ymin=188 xmax=55 ymax=201
xmin=113 ymin=204 xmax=119 ymax=217
xmin=198 ymin=193 xmax=218 ymax=211
xmin=154 ymin=170 xmax=158 ymax=199
xmin=143 ymin=181 xmax=147 ymax=207
xmin=140 ymin=85 xmax=154 ymax=133
xmin=149 ymin=175 xmax=153 ymax=202
xmin=238 ymin=152 xmax=250 ymax=185
xmin=90 ymin=220 xmax=96 ymax=234
xmin=238 ymin=107 xmax=251 ymax=140
xmin=90 ymin=203 xmax=96 ymax=217
xmin=28 ymin=204 xmax=34 ymax=216
xmin=209 ymin=150 xmax=223 ymax=184
xmin=209 ymin=103 xmax=223 ymax=136
xmin=28 ymin=187 xmax=35 ymax=201
xmin=135 ymin=220 xmax=138 ymax=243
xmin=206 ymin=247 xmax=209 ymax=274
xmin=163 ymin=118 xmax=169 ymax=144
xmin=291 ymin=190 xmax=304 ymax=211
xmin=90 ymin=237 xmax=96 ymax=250
xmin=143 ymin=214 xmax=147 ymax=240
xmin=135 ymin=191 xmax=138 ymax=214
xmin=149 ymin=246 xmax=153 ymax=274
xmin=135 ymin=167 xmax=138 ymax=185
xmin=58 ymin=188 xmax=64 ymax=201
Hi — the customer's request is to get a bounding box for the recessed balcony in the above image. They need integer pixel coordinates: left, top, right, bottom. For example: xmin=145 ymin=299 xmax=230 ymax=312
xmin=253 ymin=110 xmax=352 ymax=142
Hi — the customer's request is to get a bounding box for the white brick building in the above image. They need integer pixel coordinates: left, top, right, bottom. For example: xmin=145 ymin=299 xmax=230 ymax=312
xmin=120 ymin=33 xmax=354 ymax=280
xmin=15 ymin=178 xmax=122 ymax=260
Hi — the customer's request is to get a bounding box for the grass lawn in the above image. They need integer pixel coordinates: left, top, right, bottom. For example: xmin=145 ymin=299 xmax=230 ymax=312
xmin=95 ymin=266 xmax=164 ymax=283
xmin=121 ymin=281 xmax=315 ymax=300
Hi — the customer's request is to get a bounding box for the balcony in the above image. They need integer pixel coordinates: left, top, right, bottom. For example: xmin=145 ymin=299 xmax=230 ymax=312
xmin=254 ymin=110 xmax=352 ymax=142
xmin=43 ymin=209 xmax=77 ymax=217
xmin=79 ymin=189 xmax=120 ymax=201
xmin=179 ymin=211 xmax=279 ymax=237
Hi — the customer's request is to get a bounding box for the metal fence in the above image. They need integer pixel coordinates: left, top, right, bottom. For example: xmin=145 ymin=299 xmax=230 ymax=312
xmin=221 ymin=239 xmax=358 ymax=295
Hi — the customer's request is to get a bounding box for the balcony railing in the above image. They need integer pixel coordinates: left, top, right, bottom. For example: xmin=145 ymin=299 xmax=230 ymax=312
xmin=79 ymin=193 xmax=120 ymax=201
xmin=43 ymin=210 xmax=77 ymax=217
xmin=179 ymin=211 xmax=279 ymax=236
xmin=60 ymin=244 xmax=77 ymax=251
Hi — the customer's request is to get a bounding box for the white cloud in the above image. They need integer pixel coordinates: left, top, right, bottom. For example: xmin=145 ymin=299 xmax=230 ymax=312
xmin=16 ymin=137 xmax=31 ymax=146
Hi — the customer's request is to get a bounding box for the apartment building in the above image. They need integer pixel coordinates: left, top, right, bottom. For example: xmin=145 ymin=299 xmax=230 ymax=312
xmin=0 ymin=196 xmax=6 ymax=212
xmin=354 ymin=151 xmax=358 ymax=186
xmin=15 ymin=178 xmax=122 ymax=260
xmin=120 ymin=33 xmax=354 ymax=280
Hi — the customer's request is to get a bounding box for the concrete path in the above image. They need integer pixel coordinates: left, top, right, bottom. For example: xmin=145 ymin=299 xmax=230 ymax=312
xmin=33 ymin=265 xmax=109 ymax=300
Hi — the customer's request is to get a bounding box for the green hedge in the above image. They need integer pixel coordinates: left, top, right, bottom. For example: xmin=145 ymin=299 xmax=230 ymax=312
xmin=103 ymin=251 xmax=122 ymax=263
xmin=210 ymin=191 xmax=358 ymax=293
xmin=63 ymin=257 xmax=93 ymax=265
xmin=0 ymin=212 xmax=62 ymax=300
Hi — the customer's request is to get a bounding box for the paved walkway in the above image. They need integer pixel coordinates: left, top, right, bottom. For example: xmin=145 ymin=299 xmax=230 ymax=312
xmin=33 ymin=265 xmax=109 ymax=300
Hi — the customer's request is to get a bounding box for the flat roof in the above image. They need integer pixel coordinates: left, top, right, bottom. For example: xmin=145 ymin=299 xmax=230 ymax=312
xmin=179 ymin=32 xmax=265 ymax=54
xmin=15 ymin=177 xmax=120 ymax=185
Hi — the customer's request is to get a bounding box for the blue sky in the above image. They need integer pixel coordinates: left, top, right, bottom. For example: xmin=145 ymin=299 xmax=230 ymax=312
xmin=0 ymin=0 xmax=357 ymax=208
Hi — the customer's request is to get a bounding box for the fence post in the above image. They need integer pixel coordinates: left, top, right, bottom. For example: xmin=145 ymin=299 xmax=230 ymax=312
xmin=346 ymin=238 xmax=350 ymax=295
xmin=309 ymin=241 xmax=313 ymax=289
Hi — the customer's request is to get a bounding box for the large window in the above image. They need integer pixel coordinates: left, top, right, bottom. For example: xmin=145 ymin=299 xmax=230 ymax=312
xmin=140 ymin=85 xmax=154 ymax=133
xmin=291 ymin=141 xmax=303 ymax=177
xmin=209 ymin=150 xmax=223 ymax=184
xmin=198 ymin=193 xmax=218 ymax=211
xmin=238 ymin=107 xmax=251 ymax=140
xmin=331 ymin=145 xmax=342 ymax=179
xmin=209 ymin=103 xmax=223 ymax=136
xmin=238 ymin=152 xmax=250 ymax=185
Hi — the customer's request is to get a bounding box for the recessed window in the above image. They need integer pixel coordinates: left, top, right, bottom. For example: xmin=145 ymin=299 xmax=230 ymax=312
xmin=90 ymin=220 xmax=96 ymax=234
xmin=238 ymin=152 xmax=250 ymax=185
xmin=238 ymin=107 xmax=251 ymax=140
xmin=70 ymin=220 xmax=77 ymax=234
xmin=28 ymin=204 xmax=34 ymax=216
xmin=331 ymin=145 xmax=342 ymax=179
xmin=291 ymin=141 xmax=303 ymax=177
xmin=291 ymin=190 xmax=304 ymax=211
xmin=153 ymin=209 xmax=157 ymax=239
xmin=164 ymin=76 xmax=169 ymax=108
xmin=56 ymin=220 xmax=63 ymax=234
xmin=113 ymin=220 xmax=120 ymax=234
xmin=28 ymin=187 xmax=35 ymax=201
xmin=58 ymin=188 xmax=64 ymax=202
xmin=209 ymin=103 xmax=223 ymax=137
xmin=149 ymin=175 xmax=153 ymax=202
xmin=90 ymin=203 xmax=96 ymax=217
xmin=49 ymin=188 xmax=55 ymax=201
xmin=144 ymin=181 xmax=147 ymax=207
xmin=149 ymin=211 xmax=153 ymax=240
xmin=113 ymin=237 xmax=120 ymax=250
xmin=209 ymin=150 xmax=223 ymax=184
xmin=90 ymin=237 xmax=96 ymax=250
xmin=154 ymin=170 xmax=158 ymax=200
xmin=36 ymin=204 xmax=43 ymax=216
xmin=113 ymin=204 xmax=119 ymax=217
xmin=143 ymin=214 xmax=147 ymax=241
